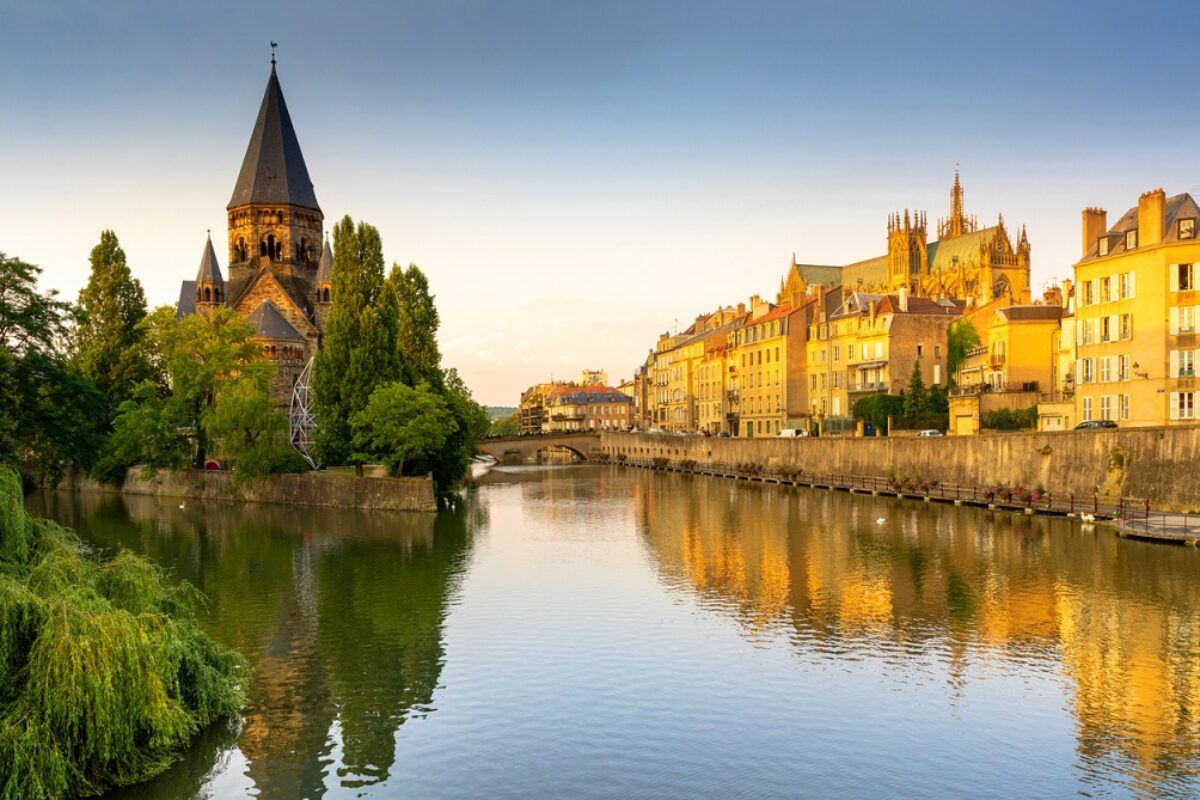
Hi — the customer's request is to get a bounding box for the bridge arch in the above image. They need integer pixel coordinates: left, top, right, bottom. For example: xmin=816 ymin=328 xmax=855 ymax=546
xmin=476 ymin=432 xmax=602 ymax=465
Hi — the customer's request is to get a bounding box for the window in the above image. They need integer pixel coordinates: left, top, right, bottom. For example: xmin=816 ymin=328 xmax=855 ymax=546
xmin=811 ymin=375 xmax=817 ymax=391
xmin=1120 ymin=314 xmax=1132 ymax=340
xmin=1175 ymin=263 xmax=1195 ymax=292
xmin=1099 ymin=356 xmax=1112 ymax=383
xmin=1181 ymin=219 xmax=1196 ymax=240
xmin=934 ymin=344 xmax=942 ymax=357
xmin=862 ymin=344 xmax=869 ymax=360
xmin=1100 ymin=277 xmax=1111 ymax=303
xmin=1098 ymin=237 xmax=1110 ymax=257
xmin=833 ymin=346 xmax=840 ymax=362
xmin=1082 ymin=396 xmax=1093 ymax=421
xmin=1080 ymin=280 xmax=1094 ymax=305
xmin=875 ymin=342 xmax=883 ymax=359
xmin=1183 ymin=306 xmax=1196 ymax=333
xmin=1120 ymin=395 xmax=1130 ymax=421
xmin=1119 ymin=354 xmax=1130 ymax=382
xmin=1125 ymin=230 xmax=1138 ymax=250
xmin=1172 ymin=392 xmax=1195 ymax=420
xmin=1101 ymin=316 xmax=1111 ymax=342
xmin=1082 ymin=358 xmax=1095 ymax=383
xmin=1119 ymin=273 xmax=1130 ymax=299
xmin=934 ymin=364 xmax=941 ymax=384
xmin=1100 ymin=395 xmax=1113 ymax=420
xmin=916 ymin=343 xmax=924 ymax=357
xmin=833 ymin=372 xmax=842 ymax=389
xmin=1182 ymin=350 xmax=1196 ymax=377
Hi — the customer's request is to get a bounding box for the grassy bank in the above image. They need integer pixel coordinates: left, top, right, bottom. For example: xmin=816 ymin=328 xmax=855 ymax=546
xmin=0 ymin=467 xmax=244 ymax=799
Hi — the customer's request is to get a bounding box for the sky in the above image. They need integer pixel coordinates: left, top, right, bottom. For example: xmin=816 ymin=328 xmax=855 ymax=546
xmin=2 ymin=0 xmax=1198 ymax=405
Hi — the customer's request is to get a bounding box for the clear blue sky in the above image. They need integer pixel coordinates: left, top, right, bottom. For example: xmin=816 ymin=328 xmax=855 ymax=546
xmin=2 ymin=1 xmax=1197 ymax=404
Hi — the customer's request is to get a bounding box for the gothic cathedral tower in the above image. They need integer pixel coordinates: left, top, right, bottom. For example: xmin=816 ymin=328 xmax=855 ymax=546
xmin=886 ymin=209 xmax=927 ymax=293
xmin=225 ymin=61 xmax=324 ymax=314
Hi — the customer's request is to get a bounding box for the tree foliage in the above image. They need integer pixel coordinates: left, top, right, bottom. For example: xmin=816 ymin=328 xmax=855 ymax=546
xmin=852 ymin=394 xmax=905 ymax=434
xmin=73 ymin=231 xmax=153 ymax=407
xmin=490 ymin=411 xmax=520 ymax=437
xmin=350 ymin=382 xmax=455 ymax=477
xmin=0 ymin=466 xmax=244 ymax=799
xmin=982 ymin=406 xmax=1038 ymax=430
xmin=946 ymin=320 xmax=981 ymax=385
xmin=903 ymin=358 xmax=929 ymax=419
xmin=0 ymin=253 xmax=106 ymax=483
xmin=388 ymin=264 xmax=441 ymax=385
xmin=97 ymin=307 xmax=296 ymax=481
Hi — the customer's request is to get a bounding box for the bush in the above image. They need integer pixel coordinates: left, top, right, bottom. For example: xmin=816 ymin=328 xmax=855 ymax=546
xmin=982 ymin=406 xmax=1038 ymax=431
xmin=852 ymin=394 xmax=905 ymax=434
xmin=0 ymin=467 xmax=244 ymax=799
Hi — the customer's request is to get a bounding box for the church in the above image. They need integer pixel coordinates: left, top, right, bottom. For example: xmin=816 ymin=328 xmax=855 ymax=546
xmin=177 ymin=60 xmax=332 ymax=400
xmin=778 ymin=172 xmax=1032 ymax=309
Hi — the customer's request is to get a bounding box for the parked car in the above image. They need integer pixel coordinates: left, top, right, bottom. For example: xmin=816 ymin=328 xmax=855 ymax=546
xmin=916 ymin=429 xmax=944 ymax=437
xmin=1075 ymin=419 xmax=1118 ymax=430
xmin=776 ymin=428 xmax=809 ymax=437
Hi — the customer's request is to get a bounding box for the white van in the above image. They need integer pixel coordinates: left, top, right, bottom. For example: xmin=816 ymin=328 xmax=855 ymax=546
xmin=776 ymin=428 xmax=808 ymax=438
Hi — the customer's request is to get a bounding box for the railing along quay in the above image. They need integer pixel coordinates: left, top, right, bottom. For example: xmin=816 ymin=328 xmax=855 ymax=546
xmin=608 ymin=457 xmax=1200 ymax=543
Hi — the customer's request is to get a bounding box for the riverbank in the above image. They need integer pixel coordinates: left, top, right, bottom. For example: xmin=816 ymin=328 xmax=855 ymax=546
xmin=599 ymin=426 xmax=1200 ymax=512
xmin=60 ymin=468 xmax=438 ymax=512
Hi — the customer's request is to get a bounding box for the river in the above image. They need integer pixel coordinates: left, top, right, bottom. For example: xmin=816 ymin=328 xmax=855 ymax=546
xmin=26 ymin=464 xmax=1200 ymax=799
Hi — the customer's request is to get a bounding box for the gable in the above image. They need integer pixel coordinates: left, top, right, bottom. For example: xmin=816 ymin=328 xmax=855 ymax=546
xmin=232 ymin=268 xmax=317 ymax=339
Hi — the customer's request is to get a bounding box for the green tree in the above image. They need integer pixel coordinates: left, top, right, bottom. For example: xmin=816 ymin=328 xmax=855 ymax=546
xmin=852 ymin=393 xmax=905 ymax=434
xmin=904 ymin=358 xmax=929 ymax=419
xmin=73 ymin=230 xmax=153 ymax=406
xmin=0 ymin=252 xmax=107 ymax=481
xmin=490 ymin=410 xmax=520 ymax=437
xmin=313 ymin=216 xmax=402 ymax=464
xmin=388 ymin=264 xmax=441 ymax=385
xmin=350 ymin=382 xmax=455 ymax=477
xmin=946 ymin=320 xmax=981 ymax=386
xmin=929 ymin=384 xmax=949 ymax=414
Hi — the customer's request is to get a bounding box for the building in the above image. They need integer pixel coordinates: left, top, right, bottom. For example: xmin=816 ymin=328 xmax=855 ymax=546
xmin=543 ymin=384 xmax=634 ymax=432
xmin=781 ymin=171 xmax=1032 ymax=309
xmin=177 ymin=61 xmax=329 ymax=403
xmin=1073 ymin=189 xmax=1200 ymax=426
xmin=580 ymin=369 xmax=608 ymax=387
xmin=807 ymin=288 xmax=960 ymax=426
xmin=727 ymin=297 xmax=814 ymax=437
xmin=519 ymin=382 xmax=566 ymax=434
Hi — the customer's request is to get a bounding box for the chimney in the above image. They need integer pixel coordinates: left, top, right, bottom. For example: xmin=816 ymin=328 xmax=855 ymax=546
xmin=737 ymin=302 xmax=746 ymax=316
xmin=898 ymin=286 xmax=909 ymax=312
xmin=1061 ymin=278 xmax=1073 ymax=307
xmin=1138 ymin=188 xmax=1166 ymax=247
xmin=868 ymin=299 xmax=877 ymax=323
xmin=1082 ymin=207 xmax=1107 ymax=257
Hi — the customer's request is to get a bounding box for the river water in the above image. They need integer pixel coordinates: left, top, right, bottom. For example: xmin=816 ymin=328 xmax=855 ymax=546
xmin=26 ymin=465 xmax=1200 ymax=799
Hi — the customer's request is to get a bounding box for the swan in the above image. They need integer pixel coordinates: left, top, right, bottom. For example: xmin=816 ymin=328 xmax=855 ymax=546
xmin=1079 ymin=512 xmax=1096 ymax=523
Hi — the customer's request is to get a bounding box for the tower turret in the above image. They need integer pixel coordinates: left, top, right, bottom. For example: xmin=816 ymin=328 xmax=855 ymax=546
xmin=195 ymin=231 xmax=225 ymax=314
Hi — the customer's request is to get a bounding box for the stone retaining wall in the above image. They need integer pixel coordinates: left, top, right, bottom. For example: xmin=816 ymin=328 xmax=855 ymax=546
xmin=600 ymin=426 xmax=1200 ymax=510
xmin=62 ymin=469 xmax=438 ymax=512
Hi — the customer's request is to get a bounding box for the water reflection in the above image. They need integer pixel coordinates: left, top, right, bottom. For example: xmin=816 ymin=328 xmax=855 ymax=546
xmin=633 ymin=471 xmax=1200 ymax=798
xmin=27 ymin=491 xmax=475 ymax=800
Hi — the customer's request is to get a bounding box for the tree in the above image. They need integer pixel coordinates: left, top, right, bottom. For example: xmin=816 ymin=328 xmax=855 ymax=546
xmin=490 ymin=411 xmax=520 ymax=437
xmin=312 ymin=216 xmax=402 ymax=464
xmin=425 ymin=367 xmax=490 ymax=491
xmin=389 ymin=264 xmax=441 ymax=386
xmin=73 ymin=230 xmax=153 ymax=406
xmin=946 ymin=320 xmax=981 ymax=386
xmin=0 ymin=252 xmax=107 ymax=481
xmin=852 ymin=393 xmax=905 ymax=434
xmin=350 ymin=382 xmax=455 ymax=477
xmin=904 ymin=358 xmax=929 ymax=419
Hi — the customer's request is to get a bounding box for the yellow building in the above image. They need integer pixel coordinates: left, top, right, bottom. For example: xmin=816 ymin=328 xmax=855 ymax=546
xmin=544 ymin=384 xmax=634 ymax=432
xmin=1074 ymin=189 xmax=1200 ymax=426
xmin=956 ymin=305 xmax=1063 ymax=394
xmin=518 ymin=381 xmax=565 ymax=434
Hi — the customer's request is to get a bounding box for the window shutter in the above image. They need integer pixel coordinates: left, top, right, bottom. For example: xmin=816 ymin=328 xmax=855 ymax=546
xmin=1109 ymin=315 xmax=1119 ymax=341
xmin=1170 ymin=307 xmax=1180 ymax=335
xmin=1170 ymin=265 xmax=1179 ymax=292
xmin=1075 ymin=359 xmax=1082 ymax=384
xmin=1129 ymin=271 xmax=1136 ymax=298
xmin=1170 ymin=349 xmax=1180 ymax=378
xmin=1170 ymin=392 xmax=1180 ymax=421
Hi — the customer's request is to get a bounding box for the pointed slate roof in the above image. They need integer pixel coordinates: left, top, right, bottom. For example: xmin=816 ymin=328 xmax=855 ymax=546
xmin=245 ymin=300 xmax=305 ymax=341
xmin=228 ymin=65 xmax=320 ymax=211
xmin=196 ymin=233 xmax=224 ymax=283
xmin=316 ymin=235 xmax=332 ymax=282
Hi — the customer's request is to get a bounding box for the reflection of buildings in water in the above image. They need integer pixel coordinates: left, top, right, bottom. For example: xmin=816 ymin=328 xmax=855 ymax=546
xmin=631 ymin=472 xmax=1200 ymax=792
xmin=27 ymin=490 xmax=473 ymax=798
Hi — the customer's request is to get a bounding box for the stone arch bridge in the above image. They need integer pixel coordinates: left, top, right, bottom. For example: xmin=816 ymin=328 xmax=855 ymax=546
xmin=477 ymin=432 xmax=602 ymax=464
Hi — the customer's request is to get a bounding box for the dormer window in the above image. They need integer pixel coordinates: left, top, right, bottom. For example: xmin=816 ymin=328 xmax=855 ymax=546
xmin=1098 ymin=237 xmax=1111 ymax=257
xmin=1181 ymin=219 xmax=1196 ymax=240
xmin=1125 ymin=229 xmax=1138 ymax=250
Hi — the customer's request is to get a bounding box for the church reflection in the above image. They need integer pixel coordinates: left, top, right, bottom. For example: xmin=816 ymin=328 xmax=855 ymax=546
xmin=30 ymin=491 xmax=474 ymax=799
xmin=633 ymin=471 xmax=1200 ymax=796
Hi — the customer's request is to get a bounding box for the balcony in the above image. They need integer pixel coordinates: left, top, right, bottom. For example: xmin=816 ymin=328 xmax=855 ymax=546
xmin=848 ymin=382 xmax=886 ymax=394
xmin=989 ymin=353 xmax=1006 ymax=368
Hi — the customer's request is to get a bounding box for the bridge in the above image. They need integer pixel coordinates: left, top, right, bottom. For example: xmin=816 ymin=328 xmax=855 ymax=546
xmin=476 ymin=432 xmax=602 ymax=464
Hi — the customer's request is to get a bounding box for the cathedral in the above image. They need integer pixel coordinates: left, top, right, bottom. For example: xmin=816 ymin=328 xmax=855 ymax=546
xmin=778 ymin=172 xmax=1032 ymax=308
xmin=177 ymin=60 xmax=332 ymax=400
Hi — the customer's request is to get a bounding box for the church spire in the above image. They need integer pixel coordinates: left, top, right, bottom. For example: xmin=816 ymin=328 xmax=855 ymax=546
xmin=227 ymin=63 xmax=320 ymax=211
xmin=196 ymin=230 xmax=224 ymax=284
xmin=938 ymin=166 xmax=975 ymax=240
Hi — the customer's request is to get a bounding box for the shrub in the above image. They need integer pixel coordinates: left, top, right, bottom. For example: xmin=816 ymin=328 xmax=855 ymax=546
xmin=982 ymin=406 xmax=1038 ymax=431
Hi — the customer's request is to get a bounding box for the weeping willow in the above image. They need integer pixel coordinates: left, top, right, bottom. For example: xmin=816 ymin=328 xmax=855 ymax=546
xmin=0 ymin=467 xmax=245 ymax=799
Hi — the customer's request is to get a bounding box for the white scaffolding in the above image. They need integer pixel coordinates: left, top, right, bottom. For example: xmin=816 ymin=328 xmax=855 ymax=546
xmin=289 ymin=357 xmax=318 ymax=469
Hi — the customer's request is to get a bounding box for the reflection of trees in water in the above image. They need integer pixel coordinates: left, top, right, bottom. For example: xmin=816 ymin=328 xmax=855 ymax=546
xmin=26 ymin=491 xmax=474 ymax=799
xmin=631 ymin=472 xmax=1200 ymax=796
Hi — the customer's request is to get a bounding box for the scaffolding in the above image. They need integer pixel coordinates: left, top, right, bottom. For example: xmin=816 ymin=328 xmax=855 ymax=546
xmin=289 ymin=357 xmax=317 ymax=469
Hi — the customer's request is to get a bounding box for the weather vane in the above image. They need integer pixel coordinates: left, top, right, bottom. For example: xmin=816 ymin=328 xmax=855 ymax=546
xmin=270 ymin=41 xmax=278 ymax=66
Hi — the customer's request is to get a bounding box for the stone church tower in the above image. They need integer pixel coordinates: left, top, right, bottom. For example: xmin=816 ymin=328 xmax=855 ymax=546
xmin=178 ymin=60 xmax=331 ymax=402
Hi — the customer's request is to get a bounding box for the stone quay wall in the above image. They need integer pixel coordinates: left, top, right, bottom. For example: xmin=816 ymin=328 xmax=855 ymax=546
xmin=599 ymin=426 xmax=1200 ymax=510
xmin=63 ymin=469 xmax=438 ymax=512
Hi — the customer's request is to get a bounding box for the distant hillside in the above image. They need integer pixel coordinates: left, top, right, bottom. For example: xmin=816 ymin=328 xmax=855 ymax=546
xmin=487 ymin=406 xmax=518 ymax=420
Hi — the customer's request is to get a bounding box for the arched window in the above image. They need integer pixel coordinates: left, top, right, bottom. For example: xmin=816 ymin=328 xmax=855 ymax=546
xmin=203 ymin=287 xmax=211 ymax=302
xmin=322 ymin=288 xmax=330 ymax=303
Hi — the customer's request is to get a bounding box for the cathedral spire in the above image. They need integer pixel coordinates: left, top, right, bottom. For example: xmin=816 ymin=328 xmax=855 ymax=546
xmin=227 ymin=63 xmax=319 ymax=211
